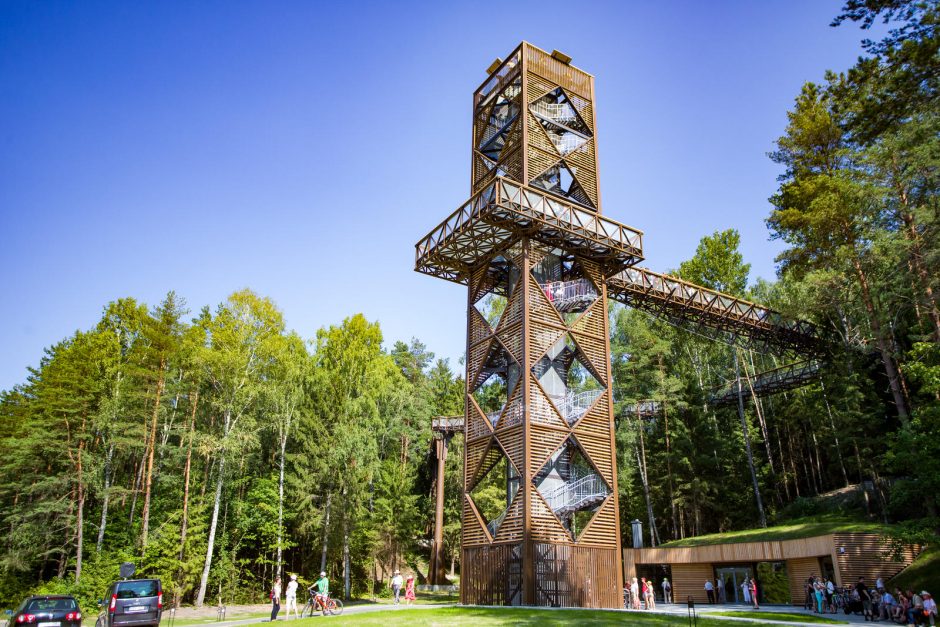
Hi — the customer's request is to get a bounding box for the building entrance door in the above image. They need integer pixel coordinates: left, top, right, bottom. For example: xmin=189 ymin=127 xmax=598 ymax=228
xmin=715 ymin=566 xmax=754 ymax=604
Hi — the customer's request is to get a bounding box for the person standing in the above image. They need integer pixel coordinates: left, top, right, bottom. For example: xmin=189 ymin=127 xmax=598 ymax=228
xmin=270 ymin=576 xmax=282 ymax=622
xmin=645 ymin=579 xmax=656 ymax=610
xmin=404 ymin=575 xmax=416 ymax=606
xmin=391 ymin=570 xmax=404 ymax=605
xmin=661 ymin=578 xmax=672 ymax=604
xmin=750 ymin=578 xmax=759 ymax=610
xmin=284 ymin=574 xmax=299 ymax=619
xmin=741 ymin=578 xmax=751 ymax=605
xmin=705 ymin=579 xmax=715 ymax=604
xmin=630 ymin=577 xmax=640 ymax=610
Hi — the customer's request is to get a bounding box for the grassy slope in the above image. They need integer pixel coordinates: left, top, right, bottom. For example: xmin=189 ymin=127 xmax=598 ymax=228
xmin=888 ymin=544 xmax=940 ymax=595
xmin=659 ymin=516 xmax=891 ymax=547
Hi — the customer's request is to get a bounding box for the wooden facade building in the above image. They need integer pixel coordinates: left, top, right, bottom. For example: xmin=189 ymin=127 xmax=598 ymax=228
xmin=624 ymin=533 xmax=920 ymax=606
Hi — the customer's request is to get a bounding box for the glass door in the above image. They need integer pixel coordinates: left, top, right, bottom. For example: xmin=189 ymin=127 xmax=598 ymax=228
xmin=714 ymin=565 xmax=754 ymax=604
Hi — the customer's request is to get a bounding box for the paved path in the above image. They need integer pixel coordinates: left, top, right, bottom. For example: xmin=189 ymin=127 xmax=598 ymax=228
xmin=643 ymin=602 xmax=870 ymax=625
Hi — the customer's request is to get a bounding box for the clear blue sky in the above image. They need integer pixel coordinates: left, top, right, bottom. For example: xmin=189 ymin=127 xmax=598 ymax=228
xmin=0 ymin=1 xmax=879 ymax=390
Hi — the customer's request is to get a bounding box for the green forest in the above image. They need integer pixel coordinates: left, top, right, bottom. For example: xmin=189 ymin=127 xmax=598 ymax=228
xmin=1 ymin=0 xmax=938 ymax=611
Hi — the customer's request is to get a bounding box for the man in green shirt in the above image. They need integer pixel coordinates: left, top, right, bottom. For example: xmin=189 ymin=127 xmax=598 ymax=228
xmin=311 ymin=571 xmax=329 ymax=613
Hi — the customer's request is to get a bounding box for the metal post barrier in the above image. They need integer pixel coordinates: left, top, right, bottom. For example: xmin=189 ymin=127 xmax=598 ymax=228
xmin=687 ymin=595 xmax=696 ymax=627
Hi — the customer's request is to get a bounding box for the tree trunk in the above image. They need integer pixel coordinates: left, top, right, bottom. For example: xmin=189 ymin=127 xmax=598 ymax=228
xmin=735 ymin=351 xmax=766 ymax=527
xmin=635 ymin=412 xmax=658 ymax=546
xmin=811 ymin=426 xmax=825 ymax=491
xmin=744 ymin=352 xmax=776 ymax=475
xmin=141 ymin=357 xmax=167 ymax=551
xmin=342 ymin=493 xmax=351 ymax=600
xmin=97 ymin=442 xmax=114 ymax=552
xmin=893 ymin=174 xmax=940 ymax=341
xmin=75 ymin=438 xmax=85 ymax=583
xmin=179 ymin=390 xmax=198 ymax=561
xmin=276 ymin=426 xmax=287 ymax=581
xmin=662 ymin=402 xmax=678 ymax=540
xmin=320 ymin=491 xmax=332 ymax=572
xmin=850 ymin=256 xmax=909 ymax=422
xmin=196 ymin=452 xmax=225 ymax=607
xmin=819 ymin=379 xmax=849 ymax=487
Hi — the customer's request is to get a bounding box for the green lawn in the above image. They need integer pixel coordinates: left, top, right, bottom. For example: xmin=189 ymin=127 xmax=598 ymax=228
xmin=280 ymin=606 xmax=808 ymax=626
xmin=710 ymin=610 xmax=846 ymax=623
xmin=660 ymin=516 xmax=890 ymax=547
xmin=888 ymin=544 xmax=940 ymax=596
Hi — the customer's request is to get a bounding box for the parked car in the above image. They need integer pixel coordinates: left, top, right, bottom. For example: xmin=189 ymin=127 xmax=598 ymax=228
xmin=8 ymin=595 xmax=82 ymax=627
xmin=95 ymin=580 xmax=162 ymax=627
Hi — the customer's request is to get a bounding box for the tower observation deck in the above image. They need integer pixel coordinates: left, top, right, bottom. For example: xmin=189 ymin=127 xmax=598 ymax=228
xmin=415 ymin=42 xmax=822 ymax=608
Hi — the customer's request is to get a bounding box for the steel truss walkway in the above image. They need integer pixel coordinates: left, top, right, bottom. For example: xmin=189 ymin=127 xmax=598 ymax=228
xmin=607 ymin=267 xmax=825 ymax=356
xmin=620 ymin=360 xmax=823 ymax=419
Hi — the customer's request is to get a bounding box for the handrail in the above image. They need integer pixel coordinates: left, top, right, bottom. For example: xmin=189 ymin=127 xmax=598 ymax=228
xmin=548 ymin=389 xmax=603 ymax=425
xmin=542 ymin=278 xmax=598 ymax=312
xmin=607 ymin=266 xmax=824 ymax=355
xmin=542 ymin=473 xmax=608 ymax=514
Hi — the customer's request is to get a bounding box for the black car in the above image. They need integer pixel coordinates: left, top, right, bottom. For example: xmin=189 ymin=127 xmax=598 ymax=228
xmin=9 ymin=595 xmax=83 ymax=627
xmin=95 ymin=580 xmax=162 ymax=627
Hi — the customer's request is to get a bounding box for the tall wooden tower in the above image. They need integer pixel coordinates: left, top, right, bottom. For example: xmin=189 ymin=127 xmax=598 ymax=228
xmin=415 ymin=42 xmax=644 ymax=608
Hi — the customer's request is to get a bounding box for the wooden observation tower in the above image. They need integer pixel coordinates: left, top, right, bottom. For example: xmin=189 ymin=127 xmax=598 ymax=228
xmin=415 ymin=42 xmax=640 ymax=608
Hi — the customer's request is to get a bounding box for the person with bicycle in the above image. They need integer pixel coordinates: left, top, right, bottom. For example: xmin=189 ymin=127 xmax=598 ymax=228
xmin=310 ymin=571 xmax=329 ymax=614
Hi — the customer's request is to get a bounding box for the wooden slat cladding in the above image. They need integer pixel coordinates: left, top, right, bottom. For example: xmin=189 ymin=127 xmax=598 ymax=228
xmin=524 ymin=43 xmax=592 ymax=100
xmin=671 ymin=563 xmax=715 ymax=604
xmin=627 ymin=534 xmax=834 ymax=566
xmin=577 ymin=497 xmax=619 ymax=548
xmin=832 ymin=533 xmax=919 ymax=587
xmin=462 ymin=543 xmax=523 ymax=605
xmin=495 ymin=425 xmax=524 ymax=475
xmin=788 ymin=557 xmax=820 ymax=607
xmin=462 ymin=495 xmax=490 ymax=547
xmin=533 ymin=543 xmax=621 ymax=608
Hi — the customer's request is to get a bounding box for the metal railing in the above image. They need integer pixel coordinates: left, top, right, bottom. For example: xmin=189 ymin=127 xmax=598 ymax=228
xmin=530 ymin=100 xmax=579 ymax=123
xmin=486 ymin=507 xmax=509 ymax=537
xmin=549 ymin=389 xmax=603 ymax=425
xmin=542 ymin=474 xmax=608 ymax=515
xmin=542 ymin=278 xmax=598 ymax=313
xmin=607 ymin=266 xmax=824 ymax=355
xmin=414 ymin=177 xmax=644 ymax=283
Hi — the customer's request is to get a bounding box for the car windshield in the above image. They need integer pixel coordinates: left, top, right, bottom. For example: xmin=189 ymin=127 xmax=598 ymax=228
xmin=27 ymin=599 xmax=77 ymax=612
xmin=116 ymin=581 xmax=159 ymax=599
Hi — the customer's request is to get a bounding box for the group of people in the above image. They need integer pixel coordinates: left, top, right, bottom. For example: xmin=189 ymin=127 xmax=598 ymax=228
xmin=389 ymin=570 xmax=417 ymax=605
xmin=269 ymin=572 xmax=330 ymax=620
xmin=805 ymin=575 xmax=841 ymax=614
xmin=267 ymin=569 xmax=417 ymax=620
xmin=834 ymin=576 xmax=937 ymax=624
xmin=705 ymin=577 xmax=759 ymax=608
xmin=623 ymin=577 xmax=669 ymax=609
